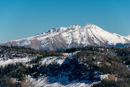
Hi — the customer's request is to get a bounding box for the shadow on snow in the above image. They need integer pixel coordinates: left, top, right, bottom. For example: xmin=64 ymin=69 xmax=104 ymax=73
xmin=44 ymin=56 xmax=101 ymax=85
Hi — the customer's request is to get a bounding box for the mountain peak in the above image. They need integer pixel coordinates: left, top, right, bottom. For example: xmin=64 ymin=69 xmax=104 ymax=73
xmin=83 ymin=24 xmax=101 ymax=29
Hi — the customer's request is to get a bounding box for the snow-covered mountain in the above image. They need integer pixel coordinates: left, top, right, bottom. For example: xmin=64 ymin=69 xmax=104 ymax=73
xmin=1 ymin=24 xmax=130 ymax=50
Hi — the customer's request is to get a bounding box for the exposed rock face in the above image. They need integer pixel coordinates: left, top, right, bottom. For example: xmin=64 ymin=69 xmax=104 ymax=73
xmin=1 ymin=24 xmax=130 ymax=51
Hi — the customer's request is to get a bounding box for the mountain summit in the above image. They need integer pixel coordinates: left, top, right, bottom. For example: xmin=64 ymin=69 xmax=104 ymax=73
xmin=1 ymin=24 xmax=130 ymax=50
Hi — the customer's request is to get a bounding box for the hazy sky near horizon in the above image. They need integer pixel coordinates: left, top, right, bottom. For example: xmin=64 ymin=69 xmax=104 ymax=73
xmin=0 ymin=0 xmax=130 ymax=43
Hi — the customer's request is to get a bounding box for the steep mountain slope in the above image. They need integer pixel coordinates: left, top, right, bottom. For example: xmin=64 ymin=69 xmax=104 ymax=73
xmin=1 ymin=24 xmax=130 ymax=51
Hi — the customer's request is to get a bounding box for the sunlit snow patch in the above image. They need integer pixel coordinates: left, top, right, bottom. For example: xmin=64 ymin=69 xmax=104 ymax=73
xmin=40 ymin=57 xmax=65 ymax=65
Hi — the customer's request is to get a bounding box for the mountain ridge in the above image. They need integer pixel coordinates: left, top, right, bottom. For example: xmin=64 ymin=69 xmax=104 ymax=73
xmin=1 ymin=24 xmax=130 ymax=51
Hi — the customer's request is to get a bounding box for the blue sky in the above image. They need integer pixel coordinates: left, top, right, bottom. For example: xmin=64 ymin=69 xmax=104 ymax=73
xmin=0 ymin=0 xmax=130 ymax=43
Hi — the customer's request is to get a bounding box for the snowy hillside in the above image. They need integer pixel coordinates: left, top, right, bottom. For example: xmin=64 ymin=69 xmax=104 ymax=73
xmin=1 ymin=24 xmax=130 ymax=50
xmin=0 ymin=46 xmax=130 ymax=87
xmin=0 ymin=55 xmax=101 ymax=87
xmin=22 ymin=56 xmax=101 ymax=87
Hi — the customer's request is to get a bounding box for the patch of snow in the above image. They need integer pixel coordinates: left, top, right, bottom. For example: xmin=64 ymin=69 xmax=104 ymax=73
xmin=63 ymin=53 xmax=72 ymax=56
xmin=40 ymin=57 xmax=65 ymax=65
xmin=11 ymin=78 xmax=21 ymax=83
xmin=0 ymin=57 xmax=31 ymax=67
xmin=100 ymin=74 xmax=108 ymax=80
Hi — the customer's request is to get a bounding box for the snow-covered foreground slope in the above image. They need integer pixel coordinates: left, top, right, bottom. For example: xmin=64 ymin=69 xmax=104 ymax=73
xmin=0 ymin=51 xmax=117 ymax=87
xmin=0 ymin=56 xmax=100 ymax=87
xmin=23 ymin=76 xmax=99 ymax=87
xmin=22 ymin=56 xmax=100 ymax=87
xmin=1 ymin=24 xmax=130 ymax=50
